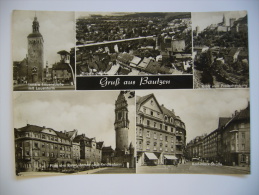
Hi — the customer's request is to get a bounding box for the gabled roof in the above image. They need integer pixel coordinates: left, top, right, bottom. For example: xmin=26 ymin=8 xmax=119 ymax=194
xmin=218 ymin=117 xmax=231 ymax=129
xmin=160 ymin=105 xmax=176 ymax=118
xmin=136 ymin=93 xmax=164 ymax=114
xmin=96 ymin=141 xmax=104 ymax=149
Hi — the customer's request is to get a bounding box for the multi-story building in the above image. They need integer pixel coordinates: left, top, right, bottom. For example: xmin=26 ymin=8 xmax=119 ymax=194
xmin=73 ymin=134 xmax=103 ymax=165
xmin=203 ymin=129 xmax=219 ymax=162
xmin=221 ymin=104 xmax=250 ymax=166
xmin=136 ymin=93 xmax=186 ymax=166
xmin=14 ymin=124 xmax=77 ymax=171
xmin=186 ymin=135 xmax=205 ymax=161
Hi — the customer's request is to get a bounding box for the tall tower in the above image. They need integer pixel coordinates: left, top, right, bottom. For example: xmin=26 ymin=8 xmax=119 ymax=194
xmin=27 ymin=14 xmax=44 ymax=83
xmin=114 ymin=91 xmax=129 ymax=154
xmin=222 ymin=14 xmax=226 ymax=26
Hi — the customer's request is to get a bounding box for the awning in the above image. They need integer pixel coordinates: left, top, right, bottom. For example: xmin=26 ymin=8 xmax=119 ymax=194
xmin=164 ymin=155 xmax=178 ymax=160
xmin=145 ymin=152 xmax=158 ymax=160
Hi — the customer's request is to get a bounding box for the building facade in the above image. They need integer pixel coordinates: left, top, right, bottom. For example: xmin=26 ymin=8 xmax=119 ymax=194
xmin=73 ymin=134 xmax=103 ymax=165
xmin=14 ymin=125 xmax=77 ymax=171
xmin=136 ymin=93 xmax=186 ymax=166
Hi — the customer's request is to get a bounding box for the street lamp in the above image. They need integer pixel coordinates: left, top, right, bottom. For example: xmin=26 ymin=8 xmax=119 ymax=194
xmin=57 ymin=50 xmax=75 ymax=85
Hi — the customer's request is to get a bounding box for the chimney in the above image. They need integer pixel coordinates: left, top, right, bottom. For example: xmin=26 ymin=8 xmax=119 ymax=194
xmin=171 ymin=109 xmax=175 ymax=114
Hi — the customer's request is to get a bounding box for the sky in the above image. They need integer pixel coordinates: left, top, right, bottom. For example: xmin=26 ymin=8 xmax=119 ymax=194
xmin=12 ymin=10 xmax=75 ymax=67
xmin=136 ymin=89 xmax=249 ymax=142
xmin=76 ymin=12 xmax=130 ymax=19
xmin=192 ymin=11 xmax=247 ymax=31
xmin=13 ymin=91 xmax=135 ymax=149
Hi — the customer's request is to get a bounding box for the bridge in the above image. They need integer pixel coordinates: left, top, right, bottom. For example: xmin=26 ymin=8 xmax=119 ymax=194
xmin=76 ymin=36 xmax=156 ymax=48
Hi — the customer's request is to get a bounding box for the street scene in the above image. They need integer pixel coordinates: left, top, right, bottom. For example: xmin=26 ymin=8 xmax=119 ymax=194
xmin=76 ymin=12 xmax=192 ymax=76
xmin=193 ymin=11 xmax=249 ymax=88
xmin=14 ymin=91 xmax=136 ymax=176
xmin=12 ymin=11 xmax=76 ymax=91
xmin=136 ymin=89 xmax=250 ymax=174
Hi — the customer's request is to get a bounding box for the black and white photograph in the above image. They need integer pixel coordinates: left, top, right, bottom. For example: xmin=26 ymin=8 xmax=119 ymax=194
xmin=193 ymin=11 xmax=249 ymax=89
xmin=12 ymin=11 xmax=76 ymax=91
xmin=76 ymin=12 xmax=192 ymax=76
xmin=13 ymin=91 xmax=136 ymax=176
xmin=136 ymin=89 xmax=250 ymax=174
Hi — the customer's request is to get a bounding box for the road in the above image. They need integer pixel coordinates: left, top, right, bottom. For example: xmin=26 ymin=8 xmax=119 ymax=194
xmin=137 ymin=162 xmax=250 ymax=174
xmin=93 ymin=167 xmax=136 ymax=174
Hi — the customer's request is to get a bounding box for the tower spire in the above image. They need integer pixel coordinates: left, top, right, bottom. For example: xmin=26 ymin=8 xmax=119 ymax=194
xmin=32 ymin=13 xmax=40 ymax=33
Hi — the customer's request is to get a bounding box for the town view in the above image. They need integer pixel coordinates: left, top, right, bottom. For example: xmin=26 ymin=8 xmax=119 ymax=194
xmin=193 ymin=12 xmax=249 ymax=88
xmin=76 ymin=12 xmax=192 ymax=76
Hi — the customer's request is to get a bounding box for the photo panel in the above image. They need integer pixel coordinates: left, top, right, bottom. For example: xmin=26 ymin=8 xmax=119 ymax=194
xmin=12 ymin=10 xmax=76 ymax=91
xmin=14 ymin=90 xmax=136 ymax=176
xmin=192 ymin=11 xmax=249 ymax=89
xmin=136 ymin=89 xmax=250 ymax=174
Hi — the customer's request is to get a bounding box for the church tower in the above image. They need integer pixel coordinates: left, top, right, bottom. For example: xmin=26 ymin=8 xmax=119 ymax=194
xmin=114 ymin=91 xmax=129 ymax=154
xmin=27 ymin=14 xmax=44 ymax=83
xmin=222 ymin=14 xmax=227 ymax=26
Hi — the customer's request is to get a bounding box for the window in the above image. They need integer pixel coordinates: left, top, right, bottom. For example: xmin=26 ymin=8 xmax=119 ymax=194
xmin=34 ymin=142 xmax=38 ymax=148
xmin=240 ymin=123 xmax=245 ymax=128
xmin=147 ymin=131 xmax=150 ymax=138
xmin=147 ymin=120 xmax=150 ymax=126
xmin=242 ymin=144 xmax=245 ymax=150
xmin=139 ymin=117 xmax=143 ymax=124
xmin=144 ymin=108 xmax=146 ymax=113
xmin=139 ymin=128 xmax=143 ymax=137
xmin=42 ymin=143 xmax=45 ymax=148
xmin=241 ymin=154 xmax=246 ymax=162
xmin=164 ymin=116 xmax=168 ymax=121
xmin=160 ymin=124 xmax=162 ymax=130
xmin=154 ymin=122 xmax=157 ymax=128
xmin=25 ymin=150 xmax=30 ymax=156
xmin=170 ymin=117 xmax=174 ymax=123
xmin=154 ymin=132 xmax=157 ymax=139
xmin=50 ymin=144 xmax=53 ymax=149
xmin=42 ymin=135 xmax=45 ymax=139
xmin=151 ymin=111 xmax=153 ymax=116
xmin=118 ymin=112 xmax=122 ymax=120
xmin=165 ymin=136 xmax=168 ymax=141
xmin=242 ymin=133 xmax=245 ymax=139
xmin=42 ymin=151 xmax=45 ymax=156
xmin=165 ymin=126 xmax=168 ymax=131
xmin=160 ymin=134 xmax=163 ymax=141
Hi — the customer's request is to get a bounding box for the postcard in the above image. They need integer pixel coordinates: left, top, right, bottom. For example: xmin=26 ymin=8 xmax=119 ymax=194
xmin=12 ymin=10 xmax=250 ymax=176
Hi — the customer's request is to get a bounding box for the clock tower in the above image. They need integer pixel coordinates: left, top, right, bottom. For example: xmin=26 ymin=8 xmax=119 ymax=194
xmin=114 ymin=91 xmax=129 ymax=154
xmin=27 ymin=15 xmax=44 ymax=83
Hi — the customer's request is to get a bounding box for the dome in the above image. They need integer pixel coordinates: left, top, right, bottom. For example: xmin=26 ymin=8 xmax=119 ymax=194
xmin=27 ymin=32 xmax=43 ymax=38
